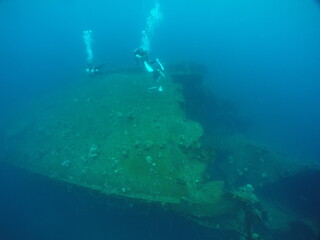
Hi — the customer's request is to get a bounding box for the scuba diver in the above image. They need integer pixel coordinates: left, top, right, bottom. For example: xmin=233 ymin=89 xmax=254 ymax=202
xmin=134 ymin=46 xmax=165 ymax=91
xmin=86 ymin=64 xmax=103 ymax=76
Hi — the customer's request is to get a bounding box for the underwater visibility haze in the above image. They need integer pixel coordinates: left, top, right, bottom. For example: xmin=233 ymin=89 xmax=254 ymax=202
xmin=0 ymin=0 xmax=320 ymax=240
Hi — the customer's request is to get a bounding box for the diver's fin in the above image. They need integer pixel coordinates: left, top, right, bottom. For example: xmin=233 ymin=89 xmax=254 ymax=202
xmin=144 ymin=61 xmax=154 ymax=72
xmin=156 ymin=58 xmax=164 ymax=71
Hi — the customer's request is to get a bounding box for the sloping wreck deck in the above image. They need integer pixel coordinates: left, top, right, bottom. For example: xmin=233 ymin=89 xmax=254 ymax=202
xmin=2 ymin=63 xmax=319 ymax=239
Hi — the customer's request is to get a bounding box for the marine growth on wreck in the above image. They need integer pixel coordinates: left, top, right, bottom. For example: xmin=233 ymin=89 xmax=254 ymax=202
xmin=2 ymin=63 xmax=319 ymax=240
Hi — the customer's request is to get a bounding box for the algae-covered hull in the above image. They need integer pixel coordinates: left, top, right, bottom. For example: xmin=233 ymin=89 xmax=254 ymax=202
xmin=3 ymin=65 xmax=231 ymax=218
xmin=2 ymin=63 xmax=319 ymax=239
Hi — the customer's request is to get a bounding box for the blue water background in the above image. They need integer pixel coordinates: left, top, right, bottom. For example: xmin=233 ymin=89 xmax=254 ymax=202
xmin=1 ymin=0 xmax=320 ymax=239
xmin=1 ymin=0 xmax=320 ymax=160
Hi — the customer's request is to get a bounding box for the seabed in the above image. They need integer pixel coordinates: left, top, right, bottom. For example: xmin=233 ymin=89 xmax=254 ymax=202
xmin=2 ymin=63 xmax=320 ymax=239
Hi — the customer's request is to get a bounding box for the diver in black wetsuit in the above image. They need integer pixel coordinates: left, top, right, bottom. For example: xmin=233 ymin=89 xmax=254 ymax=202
xmin=133 ymin=47 xmax=165 ymax=91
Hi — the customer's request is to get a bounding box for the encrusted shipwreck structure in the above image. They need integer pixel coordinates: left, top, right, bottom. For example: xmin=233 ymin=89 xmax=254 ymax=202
xmin=2 ymin=63 xmax=319 ymax=239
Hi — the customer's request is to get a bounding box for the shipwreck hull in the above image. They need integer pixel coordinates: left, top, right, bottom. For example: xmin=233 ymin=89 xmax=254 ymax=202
xmin=1 ymin=63 xmax=319 ymax=239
